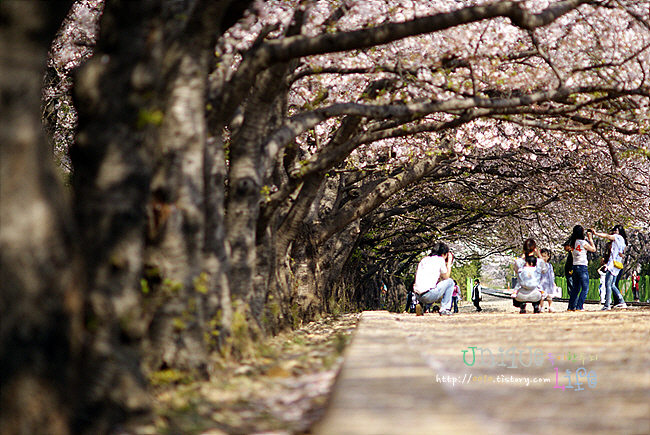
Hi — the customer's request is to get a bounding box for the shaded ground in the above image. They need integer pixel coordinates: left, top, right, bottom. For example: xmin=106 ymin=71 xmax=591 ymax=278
xmin=125 ymin=314 xmax=359 ymax=435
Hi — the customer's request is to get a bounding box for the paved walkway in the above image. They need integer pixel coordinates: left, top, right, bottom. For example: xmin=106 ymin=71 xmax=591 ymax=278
xmin=313 ymin=296 xmax=650 ymax=435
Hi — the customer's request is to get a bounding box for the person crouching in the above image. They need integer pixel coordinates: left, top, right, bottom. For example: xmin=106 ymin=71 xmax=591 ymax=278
xmin=511 ymin=238 xmax=548 ymax=314
xmin=413 ymin=242 xmax=455 ymax=316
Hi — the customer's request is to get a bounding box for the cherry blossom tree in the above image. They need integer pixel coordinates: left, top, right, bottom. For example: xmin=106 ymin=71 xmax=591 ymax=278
xmin=238 ymin=0 xmax=650 ymax=315
xmin=3 ymin=1 xmax=650 ymax=432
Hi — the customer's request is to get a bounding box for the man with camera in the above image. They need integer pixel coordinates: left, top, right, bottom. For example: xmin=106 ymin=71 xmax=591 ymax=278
xmin=413 ymin=242 xmax=456 ymax=316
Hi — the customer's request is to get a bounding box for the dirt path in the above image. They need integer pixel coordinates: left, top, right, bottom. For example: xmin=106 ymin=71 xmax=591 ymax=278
xmin=321 ymin=295 xmax=650 ymax=435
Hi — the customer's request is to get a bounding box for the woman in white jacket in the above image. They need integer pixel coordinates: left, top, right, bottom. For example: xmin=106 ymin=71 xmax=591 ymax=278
xmin=591 ymin=225 xmax=628 ymax=310
xmin=512 ymin=238 xmax=548 ymax=314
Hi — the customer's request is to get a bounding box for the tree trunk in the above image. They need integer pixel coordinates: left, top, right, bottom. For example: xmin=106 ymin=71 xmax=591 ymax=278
xmin=225 ymin=63 xmax=290 ymax=336
xmin=143 ymin=0 xmax=254 ymax=368
xmin=71 ymin=0 xmax=160 ymax=430
xmin=203 ymin=131 xmax=233 ymax=352
xmin=142 ymin=1 xmax=213 ymax=373
xmin=0 ymin=1 xmax=79 ymax=434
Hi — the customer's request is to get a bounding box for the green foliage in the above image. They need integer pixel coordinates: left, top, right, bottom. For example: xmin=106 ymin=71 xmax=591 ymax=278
xmin=145 ymin=266 xmax=162 ymax=279
xmin=333 ymin=331 xmax=348 ymax=355
xmin=193 ymin=272 xmax=208 ymax=295
xmin=290 ymin=303 xmax=301 ymax=329
xmin=451 ymin=259 xmax=481 ymax=300
xmin=136 ymin=108 xmax=164 ymax=129
xmin=588 ymin=258 xmax=603 ymax=279
xmin=140 ymin=278 xmax=150 ymax=294
xmin=163 ymin=278 xmax=183 ymax=294
xmin=231 ymin=309 xmax=248 ymax=341
xmin=640 ymin=263 xmax=650 ymax=277
xmin=402 ymin=275 xmax=414 ymax=292
xmin=149 ymin=369 xmax=193 ymax=387
xmin=224 ymin=301 xmax=257 ymax=360
xmin=349 ymin=248 xmax=363 ymax=263
xmin=204 ymin=311 xmax=222 ymax=348
xmin=268 ymin=298 xmax=281 ymax=317
xmin=260 ymin=185 xmax=272 ymax=202
xmin=172 ymin=317 xmax=187 ymax=331
xmin=328 ymin=287 xmax=357 ymax=315
xmin=262 ymin=295 xmax=282 ymax=329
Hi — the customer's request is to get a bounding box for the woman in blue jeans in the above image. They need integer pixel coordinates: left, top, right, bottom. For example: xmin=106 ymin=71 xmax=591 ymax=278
xmin=568 ymin=225 xmax=596 ymax=311
xmin=592 ymin=225 xmax=628 ymax=310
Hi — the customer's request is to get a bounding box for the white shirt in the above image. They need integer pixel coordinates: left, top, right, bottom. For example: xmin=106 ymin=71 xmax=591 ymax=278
xmin=572 ymin=239 xmax=589 ymax=266
xmin=606 ymin=234 xmax=626 ymax=276
xmin=414 ymin=256 xmax=447 ymax=294
xmin=513 ymin=257 xmax=548 ymax=290
xmin=539 ymin=262 xmax=555 ymax=293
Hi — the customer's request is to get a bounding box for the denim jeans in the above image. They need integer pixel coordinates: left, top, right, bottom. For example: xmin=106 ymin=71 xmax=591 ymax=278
xmin=566 ymin=271 xmax=574 ymax=299
xmin=452 ymin=296 xmax=459 ymax=313
xmin=604 ymin=271 xmax=625 ymax=308
xmin=418 ymin=278 xmax=455 ymax=311
xmin=570 ymin=265 xmax=589 ymax=310
xmin=614 ymin=272 xmax=623 ymax=305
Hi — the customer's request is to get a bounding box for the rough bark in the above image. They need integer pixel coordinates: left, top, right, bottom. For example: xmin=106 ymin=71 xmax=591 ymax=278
xmin=71 ymin=0 xmax=159 ymax=430
xmin=142 ymin=0 xmax=214 ymax=374
xmin=0 ymin=1 xmax=78 ymax=434
xmin=143 ymin=0 xmax=255 ymax=364
xmin=225 ymin=63 xmax=291 ymax=317
xmin=203 ymin=1 xmax=259 ymax=353
xmin=203 ymin=130 xmax=232 ymax=351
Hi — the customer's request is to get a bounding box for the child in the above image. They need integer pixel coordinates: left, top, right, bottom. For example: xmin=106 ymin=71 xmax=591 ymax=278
xmin=539 ymin=248 xmax=558 ymax=312
xmin=406 ymin=288 xmax=418 ymax=313
xmin=598 ymin=265 xmax=607 ymax=304
xmin=471 ymin=278 xmax=482 ymax=312
xmin=452 ymin=280 xmax=460 ymax=313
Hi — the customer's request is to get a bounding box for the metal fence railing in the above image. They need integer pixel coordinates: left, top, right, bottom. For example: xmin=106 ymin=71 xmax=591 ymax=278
xmin=555 ymin=275 xmax=649 ymax=303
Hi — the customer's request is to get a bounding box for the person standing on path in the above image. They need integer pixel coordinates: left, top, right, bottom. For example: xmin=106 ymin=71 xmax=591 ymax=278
xmin=471 ymin=278 xmax=482 ymax=312
xmin=452 ymin=280 xmax=460 ymax=313
xmin=568 ymin=225 xmax=597 ymax=311
xmin=602 ymin=241 xmax=624 ymax=306
xmin=563 ymin=241 xmax=574 ymax=302
xmin=632 ymin=274 xmax=640 ymax=302
xmin=539 ymin=248 xmax=558 ymax=312
xmin=592 ymin=225 xmax=628 ymax=310
xmin=598 ymin=265 xmax=607 ymax=304
xmin=413 ymin=242 xmax=455 ymax=316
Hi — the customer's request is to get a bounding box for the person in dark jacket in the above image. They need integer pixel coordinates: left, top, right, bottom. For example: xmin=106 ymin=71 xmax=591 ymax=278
xmin=563 ymin=239 xmax=574 ymax=302
xmin=471 ymin=278 xmax=482 ymax=312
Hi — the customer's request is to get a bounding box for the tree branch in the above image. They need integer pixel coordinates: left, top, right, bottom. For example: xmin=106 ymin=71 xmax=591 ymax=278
xmin=215 ymin=0 xmax=591 ymax=124
xmin=315 ymin=151 xmax=454 ymax=245
xmin=264 ymin=0 xmax=591 ymax=62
